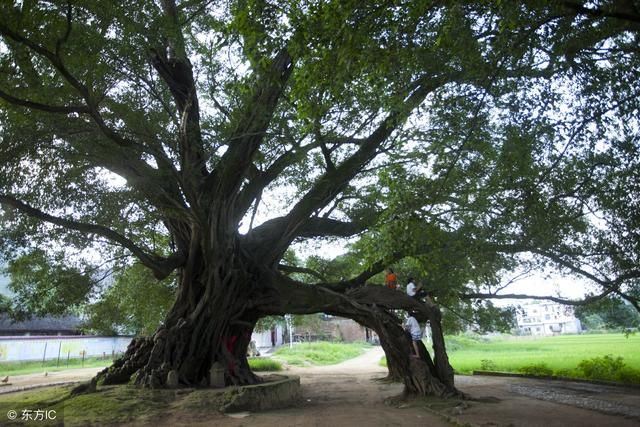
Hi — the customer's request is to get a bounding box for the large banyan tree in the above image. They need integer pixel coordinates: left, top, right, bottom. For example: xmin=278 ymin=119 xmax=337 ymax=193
xmin=1 ymin=1 xmax=639 ymax=396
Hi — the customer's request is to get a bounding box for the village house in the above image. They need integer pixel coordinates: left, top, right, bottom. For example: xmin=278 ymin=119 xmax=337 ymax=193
xmin=516 ymin=302 xmax=582 ymax=336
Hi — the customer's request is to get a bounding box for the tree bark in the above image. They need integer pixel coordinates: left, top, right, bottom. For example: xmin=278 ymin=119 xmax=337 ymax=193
xmin=98 ymin=234 xmax=264 ymax=387
xmin=254 ymin=276 xmax=462 ymax=398
xmin=96 ymin=254 xmax=461 ymax=398
xmin=425 ymin=300 xmax=455 ymax=389
xmin=351 ymin=309 xmax=456 ymax=397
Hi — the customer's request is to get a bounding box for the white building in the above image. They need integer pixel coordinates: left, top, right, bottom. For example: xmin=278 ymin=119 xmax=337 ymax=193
xmin=516 ymin=302 xmax=582 ymax=336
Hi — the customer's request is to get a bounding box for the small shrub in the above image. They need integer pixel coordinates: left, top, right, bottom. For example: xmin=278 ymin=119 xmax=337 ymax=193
xmin=617 ymin=366 xmax=640 ymax=384
xmin=554 ymin=368 xmax=578 ymax=378
xmin=574 ymin=355 xmax=640 ymax=384
xmin=518 ymin=363 xmax=553 ymax=376
xmin=248 ymin=358 xmax=283 ymax=371
xmin=577 ymin=355 xmax=625 ymax=381
xmin=480 ymin=359 xmax=497 ymax=370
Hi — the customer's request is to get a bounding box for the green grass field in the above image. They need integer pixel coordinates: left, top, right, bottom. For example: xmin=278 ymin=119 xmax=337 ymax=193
xmin=445 ymin=333 xmax=640 ymax=379
xmin=0 ymin=357 xmax=110 ymax=376
xmin=248 ymin=357 xmax=283 ymax=371
xmin=273 ymin=341 xmax=371 ymax=366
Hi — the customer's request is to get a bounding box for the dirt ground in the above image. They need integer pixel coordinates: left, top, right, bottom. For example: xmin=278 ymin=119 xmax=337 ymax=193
xmin=0 ymin=366 xmax=109 ymax=394
xmin=2 ymin=348 xmax=640 ymax=426
xmin=157 ymin=347 xmax=450 ymax=427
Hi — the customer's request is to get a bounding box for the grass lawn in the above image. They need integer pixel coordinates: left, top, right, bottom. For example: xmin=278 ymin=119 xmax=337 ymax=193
xmin=445 ymin=333 xmax=640 ymax=380
xmin=0 ymin=357 xmax=110 ymax=376
xmin=273 ymin=341 xmax=371 ymax=366
xmin=0 ymin=384 xmax=232 ymax=426
xmin=248 ymin=357 xmax=283 ymax=371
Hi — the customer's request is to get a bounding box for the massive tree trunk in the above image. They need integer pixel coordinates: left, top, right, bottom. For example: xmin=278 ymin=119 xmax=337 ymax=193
xmin=98 ymin=262 xmax=461 ymax=398
xmin=5 ymin=0 xmax=463 ymax=396
xmin=100 ymin=282 xmax=261 ymax=387
xmin=99 ymin=227 xmax=265 ymax=387
xmin=96 ymin=203 xmax=452 ymax=392
xmin=255 ymin=278 xmax=461 ymax=397
xmin=343 ymin=285 xmax=459 ymax=395
xmin=353 ymin=309 xmax=456 ymax=397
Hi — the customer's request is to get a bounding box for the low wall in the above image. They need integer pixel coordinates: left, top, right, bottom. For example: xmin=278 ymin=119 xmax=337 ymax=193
xmin=1 ymin=330 xmax=292 ymax=362
xmin=0 ymin=336 xmax=133 ymax=362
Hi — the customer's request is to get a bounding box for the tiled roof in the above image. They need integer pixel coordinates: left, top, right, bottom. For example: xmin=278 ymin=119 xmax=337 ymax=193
xmin=0 ymin=315 xmax=82 ymax=332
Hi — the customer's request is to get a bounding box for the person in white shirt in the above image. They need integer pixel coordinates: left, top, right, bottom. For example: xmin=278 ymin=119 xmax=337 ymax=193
xmin=404 ymin=313 xmax=422 ymax=357
xmin=405 ymin=278 xmax=426 ymax=300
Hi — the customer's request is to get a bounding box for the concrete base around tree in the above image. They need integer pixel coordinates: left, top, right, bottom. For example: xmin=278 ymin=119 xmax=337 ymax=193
xmin=223 ymin=374 xmax=301 ymax=413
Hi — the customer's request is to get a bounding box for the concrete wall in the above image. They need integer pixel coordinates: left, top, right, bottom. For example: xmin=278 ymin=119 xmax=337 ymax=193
xmin=0 ymin=336 xmax=132 ymax=362
xmin=252 ymin=325 xmax=284 ymax=348
xmin=296 ymin=318 xmax=369 ymax=342
xmin=1 ymin=326 xmax=293 ymax=362
xmin=333 ymin=318 xmax=367 ymax=342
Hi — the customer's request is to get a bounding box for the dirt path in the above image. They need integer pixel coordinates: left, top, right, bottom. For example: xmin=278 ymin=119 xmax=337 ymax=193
xmin=2 ymin=348 xmax=640 ymax=426
xmin=209 ymin=347 xmax=640 ymax=427
xmin=161 ymin=347 xmax=451 ymax=427
xmin=0 ymin=366 xmax=107 ymax=394
xmin=161 ymin=347 xmax=640 ymax=427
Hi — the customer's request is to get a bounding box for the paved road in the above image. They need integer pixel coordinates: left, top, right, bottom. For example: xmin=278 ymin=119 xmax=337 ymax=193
xmin=455 ymin=374 xmax=640 ymax=426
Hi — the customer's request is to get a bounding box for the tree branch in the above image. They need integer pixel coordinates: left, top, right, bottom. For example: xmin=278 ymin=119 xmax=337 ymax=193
xmin=248 ymin=217 xmax=369 ymax=247
xmin=247 ymin=76 xmax=443 ymax=261
xmin=562 ymin=1 xmax=640 ymax=24
xmin=144 ymin=0 xmax=209 ymax=204
xmin=256 ymin=272 xmax=434 ymax=321
xmin=0 ymin=88 xmax=89 ymax=114
xmin=0 ymin=194 xmax=183 ymax=279
xmin=615 ymin=289 xmax=640 ymax=312
xmin=235 ymin=139 xmax=316 ymax=219
xmin=297 ymin=217 xmax=370 ymax=239
xmin=278 ymin=264 xmax=328 ymax=282
xmin=459 ymin=290 xmax=615 ymax=306
xmin=54 ymin=1 xmax=73 ymax=55
xmin=203 ymin=48 xmax=293 ymax=206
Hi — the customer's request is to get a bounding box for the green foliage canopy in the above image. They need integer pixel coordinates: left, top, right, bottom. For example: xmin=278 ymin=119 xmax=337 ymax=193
xmin=0 ymin=1 xmax=638 ymax=331
xmin=575 ymin=295 xmax=640 ymax=330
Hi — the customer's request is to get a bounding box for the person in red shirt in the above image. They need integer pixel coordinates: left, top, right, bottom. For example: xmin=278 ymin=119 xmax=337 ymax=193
xmin=385 ymin=268 xmax=398 ymax=290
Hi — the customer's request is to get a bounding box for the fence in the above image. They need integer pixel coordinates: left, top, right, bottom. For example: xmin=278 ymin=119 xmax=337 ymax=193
xmin=0 ymin=336 xmax=133 ymax=363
